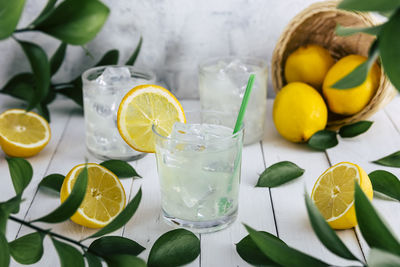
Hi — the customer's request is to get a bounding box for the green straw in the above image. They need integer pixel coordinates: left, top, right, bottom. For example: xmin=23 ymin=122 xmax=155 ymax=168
xmin=233 ymin=74 xmax=255 ymax=134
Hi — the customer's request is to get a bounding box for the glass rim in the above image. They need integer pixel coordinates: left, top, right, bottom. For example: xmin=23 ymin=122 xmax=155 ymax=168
xmin=198 ymin=56 xmax=268 ymax=72
xmin=81 ymin=65 xmax=156 ymax=83
xmin=151 ymin=110 xmax=244 ymax=144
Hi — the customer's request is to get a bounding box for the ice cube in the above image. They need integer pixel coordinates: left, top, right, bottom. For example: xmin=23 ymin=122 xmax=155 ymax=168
xmin=224 ymin=59 xmax=253 ymax=97
xmin=96 ymin=67 xmax=131 ymax=86
xmin=171 ymin=123 xmax=205 ymax=142
xmin=202 ymin=161 xmax=234 ymax=173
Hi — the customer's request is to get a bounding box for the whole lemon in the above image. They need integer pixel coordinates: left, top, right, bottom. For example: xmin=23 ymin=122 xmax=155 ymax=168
xmin=273 ymin=82 xmax=328 ymax=143
xmin=323 ymin=55 xmax=380 ymax=115
xmin=284 ymin=44 xmax=335 ymax=88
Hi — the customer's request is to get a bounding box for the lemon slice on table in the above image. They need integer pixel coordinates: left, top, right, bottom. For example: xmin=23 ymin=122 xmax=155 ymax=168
xmin=311 ymin=162 xmax=373 ymax=229
xmin=60 ymin=163 xmax=126 ymax=228
xmin=0 ymin=109 xmax=51 ymax=157
xmin=117 ymin=84 xmax=186 ymax=153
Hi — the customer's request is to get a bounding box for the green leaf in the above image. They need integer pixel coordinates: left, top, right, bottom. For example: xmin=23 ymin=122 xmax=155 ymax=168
xmin=368 ymin=248 xmax=400 ymax=267
xmin=307 ymin=130 xmax=338 ymax=151
xmin=338 ymin=0 xmax=400 ymax=12
xmin=33 ymin=166 xmax=88 ymax=223
xmin=331 ymin=40 xmax=379 ymax=89
xmin=339 ymin=121 xmax=373 ymax=138
xmin=148 ymin=229 xmax=200 ymax=267
xmin=335 ymin=24 xmax=382 ymax=36
xmin=17 ymin=40 xmax=50 ymax=110
xmin=58 ymin=85 xmax=83 ymax=106
xmin=372 ymin=151 xmax=400 ymax=167
xmin=95 ymin=49 xmax=119 ymax=66
xmin=369 ymin=170 xmax=400 ymax=201
xmin=38 ymin=173 xmax=65 ymax=193
xmin=304 ymin=195 xmax=359 ymax=261
xmin=256 ymin=161 xmax=304 ymax=188
xmin=84 ymin=252 xmax=102 ymax=267
xmin=354 ymin=182 xmax=400 ymax=255
xmin=6 ymin=157 xmax=33 ymax=195
xmin=89 ymin=236 xmax=145 ymax=256
xmin=236 ymin=231 xmax=286 ymax=266
xmin=30 ymin=0 xmax=58 ymax=26
xmin=0 ymin=232 xmax=10 ymax=267
xmin=9 ymin=232 xmax=44 ymax=264
xmin=244 ymin=224 xmax=329 ymax=267
xmin=126 ymin=36 xmax=143 ymax=65
xmin=1 ymin=73 xmax=35 ymax=102
xmin=0 ymin=209 xmax=8 ymax=235
xmin=87 ymin=188 xmax=142 ymax=239
xmin=0 ymin=0 xmax=26 ymax=39
xmin=35 ymin=0 xmax=110 ymax=45
xmin=105 ymin=254 xmax=146 ymax=267
xmin=35 ymin=102 xmax=51 ymax=122
xmin=0 ymin=195 xmax=22 ymax=234
xmin=379 ymin=10 xmax=400 ymax=91
xmin=52 ymin=238 xmax=85 ymax=267
xmin=50 ymin=42 xmax=67 ymax=75
xmin=100 ymin=160 xmax=141 ymax=178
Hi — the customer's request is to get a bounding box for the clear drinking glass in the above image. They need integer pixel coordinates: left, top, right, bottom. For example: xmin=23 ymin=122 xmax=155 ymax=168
xmin=82 ymin=66 xmax=156 ymax=161
xmin=153 ymin=111 xmax=244 ymax=233
xmin=198 ymin=57 xmax=268 ymax=145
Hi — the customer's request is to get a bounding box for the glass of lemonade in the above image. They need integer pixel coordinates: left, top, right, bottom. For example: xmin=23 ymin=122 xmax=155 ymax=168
xmin=153 ymin=111 xmax=244 ymax=233
xmin=198 ymin=57 xmax=268 ymax=145
xmin=82 ymin=66 xmax=156 ymax=161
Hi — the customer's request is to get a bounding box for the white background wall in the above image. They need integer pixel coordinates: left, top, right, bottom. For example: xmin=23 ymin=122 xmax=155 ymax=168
xmin=0 ymin=0 xmax=322 ymax=99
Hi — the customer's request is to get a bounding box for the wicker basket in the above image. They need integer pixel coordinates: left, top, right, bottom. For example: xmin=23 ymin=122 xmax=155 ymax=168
xmin=271 ymin=0 xmax=396 ymax=129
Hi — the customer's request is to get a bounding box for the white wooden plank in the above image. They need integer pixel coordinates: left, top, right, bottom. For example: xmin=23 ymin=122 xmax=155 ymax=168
xmin=200 ymin=142 xmax=277 ymax=267
xmin=14 ymin=107 xmax=135 ymax=266
xmin=326 ymin=96 xmax=400 ymax=259
xmin=261 ymin=100 xmax=364 ymax=266
xmin=0 ymin=95 xmax=73 ymax=241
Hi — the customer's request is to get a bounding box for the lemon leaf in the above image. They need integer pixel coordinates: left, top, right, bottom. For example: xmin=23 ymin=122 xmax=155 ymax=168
xmin=256 ymin=161 xmax=304 ymax=188
xmin=0 ymin=0 xmax=26 ymax=39
xmin=379 ymin=9 xmax=400 ymax=92
xmin=368 ymin=248 xmax=400 ymax=266
xmin=307 ymin=130 xmax=338 ymax=151
xmin=89 ymin=236 xmax=145 ymax=257
xmin=236 ymin=231 xmax=286 ymax=266
xmin=6 ymin=157 xmax=33 ymax=195
xmin=38 ymin=173 xmax=65 ymax=193
xmin=0 ymin=232 xmax=10 ymax=267
xmin=100 ymin=160 xmax=141 ymax=179
xmin=354 ymin=182 xmax=400 ymax=256
xmin=33 ymin=166 xmax=88 ymax=223
xmin=126 ymin=36 xmax=143 ymax=66
xmin=9 ymin=232 xmax=44 ymax=264
xmin=34 ymin=0 xmax=110 ymax=45
xmin=95 ymin=49 xmax=119 ymax=66
xmin=339 ymin=121 xmax=373 ymax=138
xmin=244 ymin=224 xmax=329 ymax=267
xmin=1 ymin=73 xmax=35 ymax=102
xmin=148 ymin=229 xmax=200 ymax=267
xmin=84 ymin=252 xmax=102 ymax=267
xmin=369 ymin=170 xmax=400 ymax=201
xmin=52 ymin=238 xmax=85 ymax=267
xmin=30 ymin=0 xmax=58 ymax=26
xmin=372 ymin=150 xmax=400 ymax=167
xmin=305 ymin=194 xmax=360 ymax=261
xmin=50 ymin=42 xmax=67 ymax=76
xmin=335 ymin=24 xmax=382 ymax=36
xmin=105 ymin=254 xmax=146 ymax=267
xmin=87 ymin=188 xmax=142 ymax=239
xmin=338 ymin=0 xmax=400 ymax=12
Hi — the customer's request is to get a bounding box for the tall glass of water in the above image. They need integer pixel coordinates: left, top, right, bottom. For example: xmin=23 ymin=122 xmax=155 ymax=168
xmin=82 ymin=66 xmax=156 ymax=161
xmin=153 ymin=110 xmax=244 ymax=233
xmin=198 ymin=57 xmax=268 ymax=145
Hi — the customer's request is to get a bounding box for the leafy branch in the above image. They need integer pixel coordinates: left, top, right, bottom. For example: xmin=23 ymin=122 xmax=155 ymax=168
xmin=0 ymin=0 xmax=143 ymax=122
xmin=0 ymin=158 xmax=200 ymax=266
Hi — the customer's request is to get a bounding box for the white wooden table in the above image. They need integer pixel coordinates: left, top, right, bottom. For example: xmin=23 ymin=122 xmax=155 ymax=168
xmin=1 ymin=95 xmax=400 ymax=267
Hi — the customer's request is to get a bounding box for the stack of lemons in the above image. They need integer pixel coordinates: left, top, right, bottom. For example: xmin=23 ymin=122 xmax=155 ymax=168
xmin=273 ymin=44 xmax=380 ymax=143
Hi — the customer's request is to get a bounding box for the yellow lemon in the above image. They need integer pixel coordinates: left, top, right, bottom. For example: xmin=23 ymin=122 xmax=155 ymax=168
xmin=0 ymin=109 xmax=51 ymax=157
xmin=323 ymin=55 xmax=380 ymax=115
xmin=117 ymin=84 xmax=186 ymax=153
xmin=273 ymin=82 xmax=328 ymax=143
xmin=311 ymin=162 xmax=373 ymax=229
xmin=60 ymin=163 xmax=126 ymax=228
xmin=285 ymin=44 xmax=335 ymax=88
